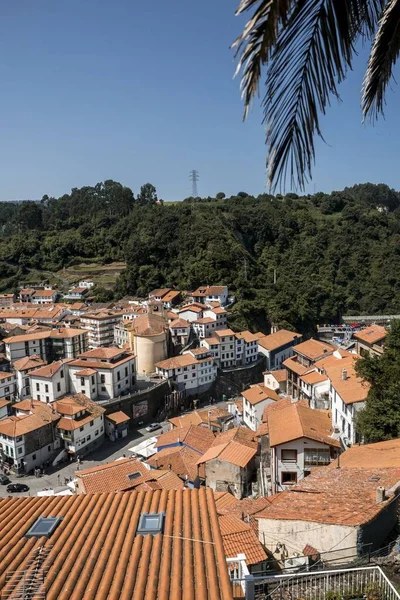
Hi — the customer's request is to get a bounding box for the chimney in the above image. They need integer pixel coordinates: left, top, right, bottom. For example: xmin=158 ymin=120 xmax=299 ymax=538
xmin=376 ymin=486 xmax=386 ymax=503
xmin=342 ymin=369 xmax=348 ymax=381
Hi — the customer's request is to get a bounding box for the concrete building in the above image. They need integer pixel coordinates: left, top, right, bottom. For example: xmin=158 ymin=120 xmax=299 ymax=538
xmin=242 ymin=384 xmax=280 ymax=431
xmin=257 ymin=329 xmax=302 ymax=371
xmin=256 ymin=466 xmax=400 ymax=561
xmin=80 ymin=310 xmax=124 ymax=348
xmin=263 ymin=370 xmax=287 ymax=394
xmin=197 ymin=427 xmax=258 ymax=499
xmin=13 ymin=355 xmax=47 ymax=399
xmin=155 ymin=348 xmax=217 ymax=393
xmin=169 ymin=318 xmax=191 ymax=347
xmin=4 ymin=328 xmax=88 ymax=364
xmin=299 ymin=370 xmax=330 ymax=409
xmin=55 ymin=394 xmax=105 ymax=457
xmin=0 ymin=400 xmax=60 ymax=473
xmin=104 ymin=411 xmax=130 ymax=442
xmin=29 ymin=360 xmax=70 ymax=404
xmin=235 ymin=331 xmax=261 ymax=366
xmin=283 ymin=339 xmax=335 ymax=399
xmin=178 ymin=303 xmax=204 ymax=323
xmin=353 ymin=324 xmax=387 ymax=357
xmin=191 ymin=285 xmax=229 ymax=306
xmin=0 ymin=371 xmax=17 ymax=402
xmin=31 ymin=289 xmax=58 ymax=304
xmin=131 ymin=313 xmax=168 ymax=375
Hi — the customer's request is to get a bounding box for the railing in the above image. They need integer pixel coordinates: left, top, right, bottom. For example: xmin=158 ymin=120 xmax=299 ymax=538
xmin=227 ymin=554 xmax=250 ymax=595
xmin=233 ymin=566 xmax=400 ymax=600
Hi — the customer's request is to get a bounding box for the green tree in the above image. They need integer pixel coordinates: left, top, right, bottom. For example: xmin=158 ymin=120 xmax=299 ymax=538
xmin=18 ymin=202 xmax=43 ymax=231
xmin=234 ymin=1 xmax=398 ymax=189
xmin=138 ymin=183 xmax=158 ymax=205
xmin=216 ymin=192 xmax=226 ymax=200
xmin=356 ymin=321 xmax=400 ymax=442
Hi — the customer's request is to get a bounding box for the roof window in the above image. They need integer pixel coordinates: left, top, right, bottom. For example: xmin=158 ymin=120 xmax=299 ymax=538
xmin=127 ymin=472 xmax=142 ymax=481
xmin=136 ymin=512 xmax=165 ymax=536
xmin=25 ymin=516 xmax=63 ymax=538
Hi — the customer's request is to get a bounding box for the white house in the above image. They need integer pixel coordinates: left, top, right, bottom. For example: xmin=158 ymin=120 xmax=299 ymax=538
xmin=63 ymin=287 xmax=90 ymax=301
xmin=242 ymin=384 xmax=280 ymax=431
xmin=214 ymin=329 xmax=237 ymax=368
xmin=55 ymin=394 xmax=105 ymax=457
xmin=169 ymin=318 xmax=191 ymax=346
xmin=320 ymin=353 xmax=369 ymax=446
xmin=68 ymin=347 xmax=136 ymax=402
xmin=4 ymin=328 xmax=88 ymax=363
xmin=257 ymin=329 xmax=302 ymax=371
xmin=264 ymin=370 xmax=287 ymax=394
xmin=29 ymin=360 xmax=69 ymax=404
xmin=155 ymin=348 xmax=217 ymax=392
xmin=78 ymin=280 xmax=94 ymax=289
xmin=80 ymin=310 xmax=124 ymax=348
xmin=200 ymin=329 xmax=262 ymax=370
xmin=31 ymin=289 xmax=58 ymax=305
xmin=0 ymin=371 xmax=17 ymax=402
xmin=191 ymin=285 xmax=229 ymax=306
xmin=265 ymin=401 xmax=340 ymax=493
xmin=178 ymin=304 xmax=204 ymax=323
xmin=192 ymin=317 xmax=219 ymax=339
xmin=299 ymin=370 xmax=330 ymax=409
xmin=13 ymin=355 xmax=47 ymax=399
xmin=235 ymin=331 xmax=260 ymax=366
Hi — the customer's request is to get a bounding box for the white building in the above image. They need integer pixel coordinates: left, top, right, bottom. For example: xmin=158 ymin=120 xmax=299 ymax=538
xmin=0 ymin=371 xmax=17 ymax=402
xmin=0 ymin=399 xmax=10 ymax=420
xmin=265 ymin=401 xmax=340 ymax=493
xmin=155 ymin=348 xmax=217 ymax=392
xmin=78 ymin=280 xmax=94 ymax=288
xmin=235 ymin=331 xmax=260 ymax=366
xmin=29 ymin=360 xmax=69 ymax=404
xmin=242 ymin=384 xmax=280 ymax=431
xmin=55 ymin=394 xmax=105 ymax=456
xmin=257 ymin=329 xmax=302 ymax=371
xmin=31 ymin=289 xmax=58 ymax=304
xmin=192 ymin=317 xmax=219 ymax=339
xmin=263 ymin=370 xmax=287 ymax=394
xmin=4 ymin=328 xmax=88 ymax=363
xmin=13 ymin=355 xmax=47 ymax=399
xmin=178 ymin=304 xmax=204 ymax=323
xmin=191 ymin=285 xmax=229 ymax=306
xmin=169 ymin=318 xmax=191 ymax=347
xmin=114 ymin=320 xmax=131 ymax=348
xmin=200 ymin=329 xmax=261 ymax=369
xmin=68 ymin=347 xmax=136 ymax=402
xmin=0 ymin=305 xmax=67 ymax=325
xmin=80 ymin=310 xmax=124 ymax=348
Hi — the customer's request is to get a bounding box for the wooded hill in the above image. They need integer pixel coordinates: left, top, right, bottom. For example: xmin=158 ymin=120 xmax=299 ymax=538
xmin=1 ymin=181 xmax=400 ymax=336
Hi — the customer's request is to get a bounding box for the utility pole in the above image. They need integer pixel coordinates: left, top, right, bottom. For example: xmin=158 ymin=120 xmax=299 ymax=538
xmin=189 ymin=170 xmax=199 ymax=198
xmin=244 ymin=257 xmax=248 ymax=281
xmin=273 ymin=268 xmax=277 ymax=285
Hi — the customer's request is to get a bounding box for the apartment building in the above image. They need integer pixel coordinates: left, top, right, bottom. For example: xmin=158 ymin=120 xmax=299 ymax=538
xmin=257 ymin=329 xmax=302 ymax=370
xmin=200 ymin=329 xmax=261 ymax=369
xmin=4 ymin=328 xmax=88 ymax=363
xmin=191 ymin=285 xmax=229 ymax=306
xmin=55 ymin=394 xmax=105 ymax=456
xmin=242 ymin=384 xmax=280 ymax=431
xmin=0 ymin=371 xmax=17 ymax=402
xmin=155 ymin=348 xmax=217 ymax=392
xmin=13 ymin=355 xmax=46 ymax=399
xmin=80 ymin=310 xmax=124 ymax=348
xmin=169 ymin=318 xmax=191 ymax=346
xmin=29 ymin=360 xmax=70 ymax=404
xmin=31 ymin=289 xmax=58 ymax=304
xmin=353 ymin=324 xmax=387 ymax=357
xmin=283 ymin=339 xmax=335 ymax=399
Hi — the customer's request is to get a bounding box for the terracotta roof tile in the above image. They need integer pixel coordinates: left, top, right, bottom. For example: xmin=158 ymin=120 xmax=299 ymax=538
xmin=217 ymin=496 xmax=272 ymax=534
xmin=29 ymin=360 xmax=70 ymax=379
xmin=264 ymin=369 xmax=287 ymax=382
xmin=219 ymin=515 xmax=267 ymax=566
xmin=169 ymin=318 xmax=190 ymax=329
xmin=293 ymin=338 xmax=335 ymax=361
xmin=132 ymin=313 xmax=167 ymax=336
xmin=105 ymin=411 xmax=130 ymax=425
xmin=323 ymin=354 xmax=370 ymax=405
xmin=197 ymin=428 xmax=258 ymax=468
xmin=0 ymin=402 xmax=59 ymax=437
xmin=329 ymin=438 xmax=400 ymax=469
xmin=0 ymin=489 xmax=234 ymax=600
xmin=168 ymin=407 xmax=232 ymax=430
xmin=256 ymin=467 xmax=400 ymax=526
xmin=155 ymin=425 xmax=215 ymax=454
xmin=235 ymin=330 xmax=261 ymax=343
xmin=215 ymin=329 xmax=235 ymax=338
xmin=214 ymin=491 xmax=238 ymax=509
xmin=267 ymin=403 xmax=340 ymax=448
xmin=354 ymin=324 xmax=387 ymax=345
xmin=78 ymin=347 xmax=124 ymax=360
xmin=12 ymin=355 xmax=46 ymax=371
xmin=242 ymin=384 xmax=280 ymax=406
xmin=258 ymin=329 xmax=301 ymax=351
xmin=300 ymin=371 xmax=329 ymax=385
xmin=147 ymin=446 xmax=205 ymax=480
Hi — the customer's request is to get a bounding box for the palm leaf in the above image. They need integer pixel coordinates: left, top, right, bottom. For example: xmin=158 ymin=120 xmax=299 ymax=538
xmin=362 ymin=0 xmax=400 ymax=119
xmin=234 ymin=0 xmax=383 ymax=190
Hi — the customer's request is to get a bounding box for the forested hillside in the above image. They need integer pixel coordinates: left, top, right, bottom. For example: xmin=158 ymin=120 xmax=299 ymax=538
xmin=1 ymin=181 xmax=400 ymax=335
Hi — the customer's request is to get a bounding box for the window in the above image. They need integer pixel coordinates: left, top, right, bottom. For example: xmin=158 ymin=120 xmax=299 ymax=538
xmin=4 ymin=386 xmax=9 ymax=393
xmin=117 ymin=372 xmax=121 ymax=381
xmin=57 ymin=382 xmax=61 ymax=392
xmin=87 ymin=434 xmax=91 ymax=441
xmin=304 ymin=448 xmax=330 ymax=466
xmin=32 ymin=454 xmax=36 ymax=460
xmin=80 ymin=426 xmax=84 ymax=432
xmin=184 ymin=375 xmax=187 ymax=380
xmin=48 ymin=446 xmax=51 ymax=451
xmin=81 ymin=377 xmax=85 ymax=386
xmin=91 ymin=376 xmax=95 ymax=385
xmin=127 ymin=471 xmax=142 ymax=480
xmin=192 ymin=373 xmax=196 ymax=377
xmin=37 ymin=395 xmax=41 ymax=401
xmin=101 ymin=386 xmax=106 ymax=392
xmin=100 ymin=426 xmax=103 ymax=432
xmin=281 ymin=449 xmax=297 ymax=463
xmin=45 ymin=384 xmax=49 ymax=393
xmin=46 ymin=396 xmax=49 ymax=403
xmin=100 ymin=374 xmax=105 ymax=384
xmin=125 ymin=367 xmax=128 ymax=377
xmin=18 ymin=447 xmax=23 ymax=454
xmin=90 ymin=420 xmax=94 ymax=427
xmin=61 ymin=370 xmax=64 ymax=379
xmin=36 ymin=383 xmax=40 ymax=392
xmin=25 ymin=516 xmax=63 ymax=538
xmin=281 ymin=472 xmax=297 ymax=485
xmin=136 ymin=512 xmax=165 ymax=536
xmin=95 ymin=430 xmax=99 ymax=436
xmin=81 ymin=390 xmax=85 ymax=395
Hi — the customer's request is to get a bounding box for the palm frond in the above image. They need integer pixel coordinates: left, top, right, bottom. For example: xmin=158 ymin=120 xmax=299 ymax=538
xmin=362 ymin=0 xmax=400 ymax=120
xmin=232 ymin=0 xmax=295 ymax=119
xmin=234 ymin=0 xmax=383 ymax=190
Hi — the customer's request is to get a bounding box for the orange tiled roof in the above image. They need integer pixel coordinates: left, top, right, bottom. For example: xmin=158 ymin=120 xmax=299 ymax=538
xmin=155 ymin=425 xmax=215 ymax=454
xmin=256 ymin=467 xmax=400 ymax=526
xmin=215 ymin=329 xmax=235 ymax=338
xmin=214 ymin=491 xmax=238 ymax=509
xmin=195 ymin=317 xmax=216 ymax=324
xmin=169 ymin=318 xmax=190 ymax=329
xmin=132 ymin=313 xmax=167 ymax=336
xmin=13 ymin=355 xmax=46 ymax=371
xmin=105 ymin=411 xmax=130 ymax=425
xmin=300 ymin=371 xmax=329 ymax=385
xmin=0 ymin=402 xmax=59 ymax=437
xmin=162 ymin=290 xmax=181 ymax=303
xmin=293 ymin=338 xmax=335 ymax=361
xmin=219 ymin=515 xmax=267 ymax=566
xmin=323 ymin=354 xmax=369 ymax=405
xmin=264 ymin=369 xmax=287 ymax=382
xmin=0 ymin=489 xmax=234 ymax=600
xmin=179 ymin=304 xmax=204 ymax=313
xmin=267 ymin=403 xmax=340 ymax=448
xmin=147 ymin=445 xmax=205 ymax=480
xmin=235 ymin=330 xmax=261 ymax=343
xmin=78 ymin=347 xmax=124 ymax=360
xmin=282 ymin=357 xmax=309 ymax=376
xmin=29 ymin=359 xmax=69 ymax=379
xmin=217 ymin=496 xmax=272 ymax=534
xmin=155 ymin=353 xmax=197 ymax=370
xmin=0 ymin=371 xmax=14 ymax=381
xmin=258 ymin=329 xmax=301 ymax=351
xmin=168 ymin=407 xmax=232 ymax=429
xmin=75 ymin=368 xmax=97 ymax=377
xmin=242 ymin=384 xmax=280 ymax=406
xmin=354 ymin=324 xmax=387 ymax=345
xmin=329 ymin=438 xmax=400 ymax=469
xmin=262 ymin=397 xmax=308 ymax=423
xmin=197 ymin=427 xmax=258 ymax=468
xmin=0 ymin=399 xmax=10 ymax=409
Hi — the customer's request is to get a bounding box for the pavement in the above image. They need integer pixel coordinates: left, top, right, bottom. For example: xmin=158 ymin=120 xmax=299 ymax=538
xmin=0 ymin=421 xmax=170 ymax=498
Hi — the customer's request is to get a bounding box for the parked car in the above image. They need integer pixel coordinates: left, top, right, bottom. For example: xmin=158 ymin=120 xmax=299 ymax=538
xmin=146 ymin=422 xmax=161 ymax=432
xmin=0 ymin=475 xmax=10 ymax=485
xmin=6 ymin=483 xmax=29 ymax=493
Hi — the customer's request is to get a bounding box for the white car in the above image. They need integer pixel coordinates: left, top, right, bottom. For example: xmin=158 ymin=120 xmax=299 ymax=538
xmin=146 ymin=422 xmax=161 ymax=432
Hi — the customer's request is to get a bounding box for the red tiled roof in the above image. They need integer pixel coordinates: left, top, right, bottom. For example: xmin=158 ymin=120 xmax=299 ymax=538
xmin=214 ymin=491 xmax=238 ymax=509
xmin=147 ymin=446 xmax=205 ymax=480
xmin=168 ymin=407 xmax=232 ymax=429
xmin=329 ymin=438 xmax=400 ymax=469
xmin=282 ymin=357 xmax=309 ymax=376
xmin=105 ymin=411 xmax=130 ymax=425
xmin=217 ymin=497 xmax=272 ymax=534
xmin=242 ymin=384 xmax=280 ymax=406
xmin=219 ymin=515 xmax=267 ymax=566
xmin=258 ymin=329 xmax=301 ymax=351
xmin=155 ymin=425 xmax=215 ymax=454
xmin=13 ymin=355 xmax=46 ymax=371
xmin=264 ymin=369 xmax=287 ymax=383
xmin=293 ymin=338 xmax=335 ymax=361
xmin=197 ymin=427 xmax=258 ymax=468
xmin=354 ymin=324 xmax=387 ymax=345
xmin=0 ymin=489 xmax=234 ymax=600
xmin=267 ymin=403 xmax=340 ymax=448
xmin=323 ymin=354 xmax=370 ymax=405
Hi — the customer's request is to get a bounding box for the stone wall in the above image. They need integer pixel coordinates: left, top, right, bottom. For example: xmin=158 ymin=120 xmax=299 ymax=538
xmin=103 ymin=380 xmax=170 ymax=426
xmin=213 ymin=359 xmax=265 ymax=400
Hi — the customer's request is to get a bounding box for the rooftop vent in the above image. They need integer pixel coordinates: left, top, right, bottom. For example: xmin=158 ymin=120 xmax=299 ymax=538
xmin=137 ymin=512 xmax=165 ymax=536
xmin=25 ymin=516 xmax=63 ymax=538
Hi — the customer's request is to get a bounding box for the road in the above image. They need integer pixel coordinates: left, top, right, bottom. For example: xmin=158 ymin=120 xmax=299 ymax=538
xmin=0 ymin=421 xmax=170 ymax=498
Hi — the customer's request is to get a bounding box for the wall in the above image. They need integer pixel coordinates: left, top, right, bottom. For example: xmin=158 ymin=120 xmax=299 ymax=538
xmin=358 ymin=496 xmax=399 ymax=553
xmin=258 ymin=517 xmax=358 ymax=560
xmin=30 ymin=371 xmax=67 ymax=403
xmin=213 ymin=359 xmax=265 ymax=400
xmin=134 ymin=333 xmax=167 ymax=375
xmin=103 ymin=380 xmax=169 ymax=424
xmin=204 ymin=457 xmax=254 ymax=499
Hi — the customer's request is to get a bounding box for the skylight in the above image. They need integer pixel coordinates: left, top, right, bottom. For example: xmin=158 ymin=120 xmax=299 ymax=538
xmin=136 ymin=512 xmax=165 ymax=536
xmin=25 ymin=516 xmax=63 ymax=538
xmin=127 ymin=472 xmax=142 ymax=481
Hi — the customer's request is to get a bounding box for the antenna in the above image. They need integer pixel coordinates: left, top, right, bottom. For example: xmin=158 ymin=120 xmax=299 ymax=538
xmin=189 ymin=170 xmax=199 ymax=198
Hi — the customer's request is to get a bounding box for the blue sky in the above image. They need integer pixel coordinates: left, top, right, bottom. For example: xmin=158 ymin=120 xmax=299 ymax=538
xmin=0 ymin=0 xmax=399 ymax=201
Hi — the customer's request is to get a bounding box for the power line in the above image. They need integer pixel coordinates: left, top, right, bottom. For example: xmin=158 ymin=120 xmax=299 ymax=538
xmin=189 ymin=170 xmax=199 ymax=198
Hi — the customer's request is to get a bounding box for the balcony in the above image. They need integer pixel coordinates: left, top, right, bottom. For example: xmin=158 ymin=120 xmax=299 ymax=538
xmin=231 ymin=566 xmax=400 ymax=599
